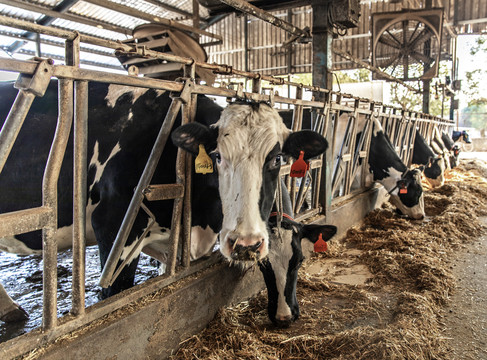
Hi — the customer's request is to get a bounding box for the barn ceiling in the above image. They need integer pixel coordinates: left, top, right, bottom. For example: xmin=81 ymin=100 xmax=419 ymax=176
xmin=0 ymin=0 xmax=486 ymax=76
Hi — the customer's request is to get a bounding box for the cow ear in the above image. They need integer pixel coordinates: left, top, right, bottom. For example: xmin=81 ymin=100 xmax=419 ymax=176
xmin=282 ymin=130 xmax=328 ymax=161
xmin=301 ymin=224 xmax=337 ymax=243
xmin=171 ymin=123 xmax=218 ymax=156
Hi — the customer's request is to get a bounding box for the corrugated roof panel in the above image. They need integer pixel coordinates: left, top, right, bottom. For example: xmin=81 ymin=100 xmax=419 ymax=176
xmin=26 ymin=0 xmax=60 ymax=8
xmin=72 ymin=1 xmax=148 ymax=31
xmin=51 ymin=18 xmax=130 ymax=41
xmin=0 ymin=4 xmax=44 ymax=22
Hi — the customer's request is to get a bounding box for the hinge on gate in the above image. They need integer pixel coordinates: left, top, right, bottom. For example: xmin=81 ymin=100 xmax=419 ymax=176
xmin=14 ymin=58 xmax=54 ymax=97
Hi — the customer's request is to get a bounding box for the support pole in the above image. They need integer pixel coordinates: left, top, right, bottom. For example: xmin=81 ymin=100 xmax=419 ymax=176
xmin=312 ymin=0 xmax=333 ymax=216
xmin=422 ymin=0 xmax=433 ymax=114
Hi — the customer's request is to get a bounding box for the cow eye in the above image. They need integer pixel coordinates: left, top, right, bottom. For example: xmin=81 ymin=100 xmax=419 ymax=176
xmin=273 ymin=154 xmax=282 ymax=167
xmin=214 ymin=152 xmax=221 ymax=164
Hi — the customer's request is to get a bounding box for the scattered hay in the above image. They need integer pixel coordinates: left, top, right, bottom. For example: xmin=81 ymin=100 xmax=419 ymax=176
xmin=173 ymin=159 xmax=487 ymax=360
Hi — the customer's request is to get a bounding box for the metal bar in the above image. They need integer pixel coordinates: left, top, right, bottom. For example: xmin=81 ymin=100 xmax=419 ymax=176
xmin=0 ymin=90 xmax=36 ymax=174
xmin=72 ymin=80 xmax=88 ymax=315
xmin=218 ymin=0 xmax=309 ymax=39
xmin=99 ymin=80 xmax=193 ymax=288
xmin=0 ymin=207 xmax=53 ymax=237
xmin=40 ymin=79 xmax=75 ymax=329
xmin=144 ymin=184 xmax=185 ymax=201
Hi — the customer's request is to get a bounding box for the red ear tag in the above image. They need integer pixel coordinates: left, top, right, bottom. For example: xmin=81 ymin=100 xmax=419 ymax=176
xmin=290 ymin=151 xmax=308 ymax=178
xmin=314 ymin=234 xmax=328 ymax=252
xmin=399 ymin=187 xmax=408 ymax=194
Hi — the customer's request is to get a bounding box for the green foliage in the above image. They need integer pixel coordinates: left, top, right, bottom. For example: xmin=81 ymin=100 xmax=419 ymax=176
xmin=463 ymin=98 xmax=487 ymax=132
xmin=332 ymin=68 xmax=371 ymax=84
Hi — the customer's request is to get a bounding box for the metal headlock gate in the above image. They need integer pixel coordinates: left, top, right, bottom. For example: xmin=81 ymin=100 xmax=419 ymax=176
xmin=0 ymin=14 xmax=453 ymax=357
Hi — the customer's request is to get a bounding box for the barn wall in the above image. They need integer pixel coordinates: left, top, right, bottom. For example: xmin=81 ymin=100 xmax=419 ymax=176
xmin=202 ymin=0 xmax=487 ymax=75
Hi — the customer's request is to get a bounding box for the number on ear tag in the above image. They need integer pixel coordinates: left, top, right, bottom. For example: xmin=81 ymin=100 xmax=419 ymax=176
xmin=195 ymin=144 xmax=213 ymax=174
xmin=314 ymin=234 xmax=328 ymax=252
xmin=290 ymin=151 xmax=308 ymax=178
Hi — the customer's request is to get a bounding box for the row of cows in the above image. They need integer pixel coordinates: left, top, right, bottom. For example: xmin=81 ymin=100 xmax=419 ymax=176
xmin=0 ymin=80 xmax=460 ymax=330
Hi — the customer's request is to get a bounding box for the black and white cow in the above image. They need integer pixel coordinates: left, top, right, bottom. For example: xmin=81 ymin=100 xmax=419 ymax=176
xmin=431 ymin=127 xmax=456 ymax=169
xmin=441 ymin=131 xmax=461 ymax=168
xmin=412 ymin=128 xmax=446 ymax=187
xmin=172 ymin=101 xmax=328 ymax=263
xmin=0 ymin=80 xmax=329 ymax=323
xmin=257 ymin=184 xmax=336 ymax=327
xmin=369 ymin=117 xmax=425 ymax=219
xmin=452 ymin=130 xmax=471 ymax=143
xmin=0 ymin=80 xmax=224 ymax=320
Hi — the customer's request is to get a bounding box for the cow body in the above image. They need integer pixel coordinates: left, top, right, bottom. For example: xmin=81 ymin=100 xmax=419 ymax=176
xmin=259 ymin=184 xmax=336 ymax=326
xmin=0 ymin=80 xmax=223 ymax=320
xmin=1 ymin=80 xmax=330 ymax=324
xmin=369 ymin=118 xmax=425 ymax=219
xmin=412 ymin=129 xmax=446 ymax=187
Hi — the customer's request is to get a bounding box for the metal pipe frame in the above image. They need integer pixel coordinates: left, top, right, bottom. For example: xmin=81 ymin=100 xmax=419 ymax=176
xmin=0 ymin=21 xmax=454 ymax=346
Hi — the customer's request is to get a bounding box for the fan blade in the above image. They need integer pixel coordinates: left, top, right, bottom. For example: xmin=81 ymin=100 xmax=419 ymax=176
xmin=410 ymin=51 xmax=434 ymax=66
xmin=409 ymin=27 xmax=433 ymax=48
xmin=378 ymin=35 xmax=402 ymax=50
xmin=380 ymin=51 xmax=402 ymax=69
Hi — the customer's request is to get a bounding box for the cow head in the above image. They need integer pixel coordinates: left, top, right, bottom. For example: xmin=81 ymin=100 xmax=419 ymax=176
xmin=462 ymin=130 xmax=471 ymax=143
xmin=388 ymin=168 xmax=425 ymax=220
xmin=424 ymin=155 xmax=445 ymax=187
xmin=172 ymin=102 xmax=328 ymax=262
xmin=260 ymin=217 xmax=337 ymax=327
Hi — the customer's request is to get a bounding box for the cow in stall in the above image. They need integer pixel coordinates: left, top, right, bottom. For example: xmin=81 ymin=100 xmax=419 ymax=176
xmin=258 ymin=184 xmax=336 ymax=326
xmin=431 ymin=127 xmax=457 ymax=169
xmin=411 ymin=128 xmax=446 ymax=187
xmin=0 ymin=80 xmax=332 ymax=326
xmin=452 ymin=130 xmax=471 ymax=144
xmin=441 ymin=131 xmax=461 ymax=167
xmin=368 ymin=117 xmax=425 ymax=220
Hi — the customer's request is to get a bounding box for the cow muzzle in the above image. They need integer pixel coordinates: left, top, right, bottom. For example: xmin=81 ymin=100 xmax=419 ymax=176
xmin=227 ymin=234 xmax=266 ymax=261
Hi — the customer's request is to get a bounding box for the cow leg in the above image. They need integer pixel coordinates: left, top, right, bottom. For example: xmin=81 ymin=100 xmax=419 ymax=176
xmin=0 ymin=283 xmax=28 ymax=322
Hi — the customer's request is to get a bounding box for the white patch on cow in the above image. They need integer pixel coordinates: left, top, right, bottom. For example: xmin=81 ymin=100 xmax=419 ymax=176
xmin=379 ymin=167 xmax=403 ymax=193
xmin=371 ymin=116 xmax=383 ymax=136
xmin=268 ymin=227 xmax=294 ymax=320
xmin=120 ymin=218 xmax=171 ymax=272
xmin=0 ymin=283 xmax=23 ymax=319
xmin=190 ymin=225 xmax=218 ymax=260
xmin=215 ymin=104 xmax=290 ymax=261
xmin=0 ymin=236 xmax=42 ymax=255
xmin=105 ymin=85 xmax=165 ymax=108
xmin=88 ymin=141 xmax=121 ymax=191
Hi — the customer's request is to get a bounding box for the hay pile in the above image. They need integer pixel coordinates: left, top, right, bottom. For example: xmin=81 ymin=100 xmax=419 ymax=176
xmin=173 ymin=160 xmax=487 ymax=360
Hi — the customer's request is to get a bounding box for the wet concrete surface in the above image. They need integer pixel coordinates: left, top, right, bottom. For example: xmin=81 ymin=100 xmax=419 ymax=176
xmin=0 ymin=246 xmax=157 ymax=343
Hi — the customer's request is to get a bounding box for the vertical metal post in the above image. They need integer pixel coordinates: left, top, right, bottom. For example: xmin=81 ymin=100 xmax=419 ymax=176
xmin=422 ymin=0 xmax=433 ymax=114
xmin=312 ymin=0 xmax=333 ymax=214
xmin=41 ymin=78 xmax=74 ymax=329
xmin=66 ymin=34 xmax=87 ymax=316
xmin=181 ymin=64 xmax=196 ymax=268
xmin=72 ymin=80 xmax=88 ymax=314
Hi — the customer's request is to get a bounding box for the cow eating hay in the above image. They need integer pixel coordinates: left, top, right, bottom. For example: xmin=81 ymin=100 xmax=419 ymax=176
xmin=173 ymin=159 xmax=487 ymax=360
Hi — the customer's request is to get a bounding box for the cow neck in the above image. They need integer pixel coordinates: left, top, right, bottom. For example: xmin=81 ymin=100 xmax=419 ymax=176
xmin=386 ymin=169 xmax=408 ymax=195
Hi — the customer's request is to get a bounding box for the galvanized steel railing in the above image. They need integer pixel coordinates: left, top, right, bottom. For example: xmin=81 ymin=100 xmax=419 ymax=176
xmin=0 ymin=15 xmax=454 ymax=356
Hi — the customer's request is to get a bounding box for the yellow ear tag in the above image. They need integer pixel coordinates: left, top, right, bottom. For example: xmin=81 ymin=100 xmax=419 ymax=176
xmin=195 ymin=144 xmax=213 ymax=174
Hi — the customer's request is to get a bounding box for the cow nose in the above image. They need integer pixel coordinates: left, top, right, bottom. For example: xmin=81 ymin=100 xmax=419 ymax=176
xmin=229 ymin=234 xmax=265 ymax=261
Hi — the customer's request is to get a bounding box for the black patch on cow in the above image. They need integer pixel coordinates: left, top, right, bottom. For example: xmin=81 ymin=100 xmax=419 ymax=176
xmin=412 ymin=130 xmax=442 ymax=180
xmin=368 ymin=130 xmax=407 ymax=180
xmin=282 ymin=130 xmax=328 ymax=161
xmin=397 ymin=169 xmax=423 ymax=207
xmin=259 ymin=143 xmax=282 ymax=222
